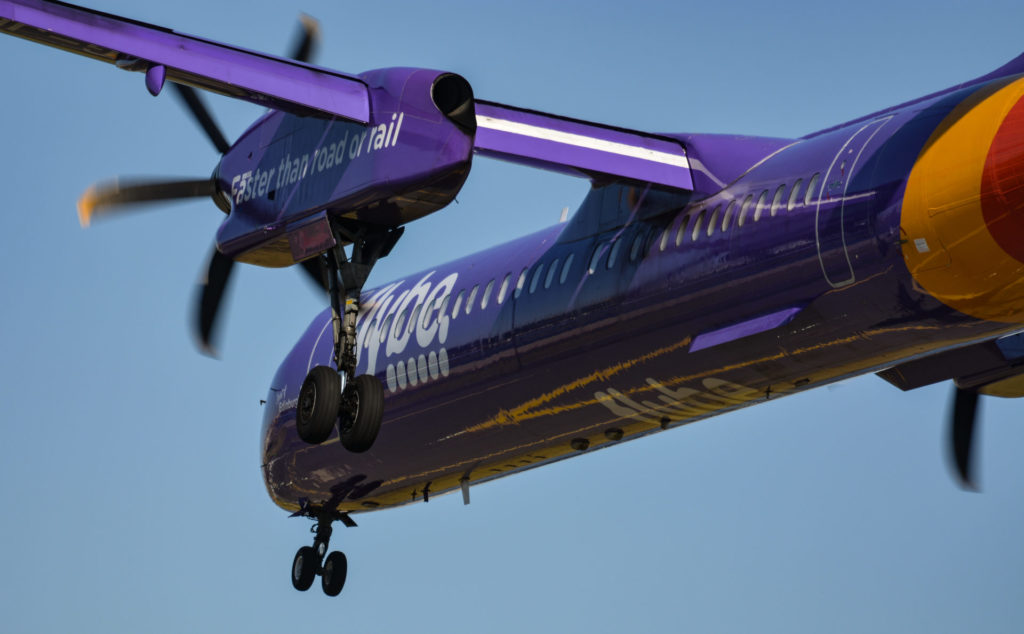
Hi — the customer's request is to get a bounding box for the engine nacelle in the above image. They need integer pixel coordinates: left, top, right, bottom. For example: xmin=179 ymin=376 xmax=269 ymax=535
xmin=214 ymin=68 xmax=475 ymax=267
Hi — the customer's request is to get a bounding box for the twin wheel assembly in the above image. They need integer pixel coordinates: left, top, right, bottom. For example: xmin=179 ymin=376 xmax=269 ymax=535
xmin=293 ymin=224 xmax=400 ymax=453
xmin=296 ymin=367 xmax=384 ymax=451
xmin=291 ymin=517 xmax=349 ymax=596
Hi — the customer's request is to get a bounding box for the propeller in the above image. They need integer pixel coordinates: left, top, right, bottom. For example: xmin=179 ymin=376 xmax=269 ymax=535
xmin=287 ymin=17 xmax=329 ymax=296
xmin=77 ymin=178 xmax=217 ymax=227
xmin=195 ymin=249 xmax=235 ymax=357
xmin=288 ymin=14 xmax=321 ymax=64
xmin=949 ymin=385 xmax=981 ymax=491
xmin=173 ymin=84 xmax=231 ymax=154
xmin=77 ymin=15 xmax=326 ymax=357
xmin=299 ymin=256 xmax=330 ymax=293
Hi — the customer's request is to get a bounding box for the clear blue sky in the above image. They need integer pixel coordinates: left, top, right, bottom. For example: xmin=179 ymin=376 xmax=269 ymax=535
xmin=2 ymin=0 xmax=1024 ymax=631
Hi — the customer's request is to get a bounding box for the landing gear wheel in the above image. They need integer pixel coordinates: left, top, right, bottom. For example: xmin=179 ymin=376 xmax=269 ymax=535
xmin=291 ymin=546 xmax=318 ymax=591
xmin=339 ymin=374 xmax=384 ymax=453
xmin=296 ymin=366 xmax=341 ymax=444
xmin=321 ymin=550 xmax=348 ymax=596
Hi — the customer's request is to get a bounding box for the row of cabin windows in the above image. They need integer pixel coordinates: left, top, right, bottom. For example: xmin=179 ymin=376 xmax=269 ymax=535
xmin=370 ymin=170 xmax=828 ymax=342
xmin=589 ymin=231 xmax=649 ymax=274
xmin=375 ymin=253 xmax=580 ymax=343
xmin=658 ymin=172 xmax=822 ymax=250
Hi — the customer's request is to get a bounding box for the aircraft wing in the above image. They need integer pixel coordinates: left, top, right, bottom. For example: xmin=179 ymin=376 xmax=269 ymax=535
xmin=0 ymin=0 xmax=370 ymax=123
xmin=0 ymin=0 xmax=691 ymax=190
xmin=474 ymin=101 xmax=691 ymax=191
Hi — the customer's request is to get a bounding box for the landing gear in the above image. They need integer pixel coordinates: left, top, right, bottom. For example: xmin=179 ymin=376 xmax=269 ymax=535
xmin=291 ymin=546 xmax=318 ymax=591
xmin=296 ymin=367 xmax=341 ymax=444
xmin=339 ymin=374 xmax=385 ymax=453
xmin=321 ymin=551 xmax=348 ymax=596
xmin=295 ymin=225 xmax=401 ymax=452
xmin=290 ymin=511 xmax=350 ymax=596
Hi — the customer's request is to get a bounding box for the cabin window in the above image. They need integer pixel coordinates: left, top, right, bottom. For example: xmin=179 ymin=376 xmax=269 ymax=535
xmin=738 ymin=194 xmax=754 ymax=227
xmin=545 ymin=258 xmax=560 ymax=288
xmin=770 ymin=185 xmax=786 ymax=216
xmin=401 ymin=356 xmax=413 ymax=387
xmin=691 ymin=209 xmax=705 ymax=241
xmin=788 ymin=178 xmax=803 ymax=211
xmin=407 ymin=304 xmax=421 ymax=334
xmin=421 ymin=299 xmax=436 ymax=330
xmin=560 ymin=253 xmax=575 ymax=284
xmin=497 ymin=274 xmax=511 ymax=305
xmin=659 ymin=227 xmax=669 ymax=252
xmin=674 ymin=215 xmax=689 ymax=246
xmin=396 ymin=359 xmax=407 ymax=389
xmin=439 ymin=294 xmax=450 ymax=319
xmin=465 ymin=284 xmax=478 ymax=315
xmin=753 ymin=190 xmax=769 ymax=222
xmin=529 ymin=264 xmax=545 ymax=293
xmin=394 ymin=308 xmax=409 ymax=336
xmin=514 ymin=268 xmax=528 ymax=299
xmin=607 ymin=240 xmax=622 ymax=269
xmin=706 ymin=207 xmax=720 ymax=237
xmin=805 ymin=173 xmax=821 ymax=206
xmin=589 ymin=243 xmax=605 ymax=274
xmin=481 ymin=279 xmax=494 ymax=309
xmin=631 ymin=233 xmax=646 ymax=261
xmin=452 ymin=290 xmax=465 ymax=318
xmin=380 ymin=313 xmax=394 ymax=343
xmin=720 ymin=203 xmax=733 ymax=232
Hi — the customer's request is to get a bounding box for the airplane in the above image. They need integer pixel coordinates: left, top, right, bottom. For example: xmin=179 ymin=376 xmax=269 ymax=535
xmin=2 ymin=0 xmax=1023 ymax=598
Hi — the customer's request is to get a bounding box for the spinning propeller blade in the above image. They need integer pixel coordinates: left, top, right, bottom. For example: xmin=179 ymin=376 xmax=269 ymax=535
xmin=195 ymin=247 xmax=236 ymax=357
xmin=299 ymin=257 xmax=329 ymax=293
xmin=288 ymin=14 xmax=320 ymax=63
xmin=172 ymin=84 xmax=231 ymax=155
xmin=950 ymin=386 xmax=981 ymax=491
xmin=75 ymin=14 xmax=340 ymax=357
xmin=77 ymin=178 xmax=217 ymax=226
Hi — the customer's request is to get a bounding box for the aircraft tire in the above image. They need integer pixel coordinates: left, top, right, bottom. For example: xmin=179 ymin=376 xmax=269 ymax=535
xmin=339 ymin=374 xmax=384 ymax=453
xmin=296 ymin=366 xmax=341 ymax=444
xmin=321 ymin=551 xmax=348 ymax=596
xmin=291 ymin=546 xmax=318 ymax=591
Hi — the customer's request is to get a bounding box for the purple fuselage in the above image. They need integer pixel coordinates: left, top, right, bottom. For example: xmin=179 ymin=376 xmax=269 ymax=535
xmin=260 ymin=70 xmax=1024 ymax=513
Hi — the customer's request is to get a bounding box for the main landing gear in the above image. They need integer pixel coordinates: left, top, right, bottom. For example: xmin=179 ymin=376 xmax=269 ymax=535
xmin=291 ymin=510 xmax=354 ymax=596
xmin=295 ymin=225 xmax=402 ymax=452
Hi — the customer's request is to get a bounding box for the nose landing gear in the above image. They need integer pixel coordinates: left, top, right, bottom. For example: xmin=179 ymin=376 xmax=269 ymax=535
xmin=291 ymin=510 xmax=353 ymax=596
xmin=295 ymin=225 xmax=401 ymax=452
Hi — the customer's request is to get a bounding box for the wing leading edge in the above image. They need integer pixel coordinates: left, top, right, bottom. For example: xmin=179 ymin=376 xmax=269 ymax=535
xmin=0 ymin=0 xmax=370 ymax=123
xmin=0 ymin=0 xmax=692 ymax=191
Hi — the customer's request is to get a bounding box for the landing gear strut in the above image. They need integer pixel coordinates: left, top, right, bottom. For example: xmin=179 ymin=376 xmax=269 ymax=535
xmin=295 ymin=224 xmax=402 ymax=452
xmin=291 ymin=511 xmax=350 ymax=596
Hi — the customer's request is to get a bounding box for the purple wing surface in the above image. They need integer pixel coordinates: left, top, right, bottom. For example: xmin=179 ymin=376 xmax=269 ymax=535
xmin=0 ymin=0 xmax=369 ymax=123
xmin=0 ymin=1 xmax=693 ymax=193
xmin=474 ymin=100 xmax=693 ymax=191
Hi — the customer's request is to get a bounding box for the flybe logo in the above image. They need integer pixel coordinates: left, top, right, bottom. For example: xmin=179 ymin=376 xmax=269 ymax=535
xmin=231 ymin=112 xmax=406 ymax=205
xmin=355 ymin=270 xmax=460 ymax=379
